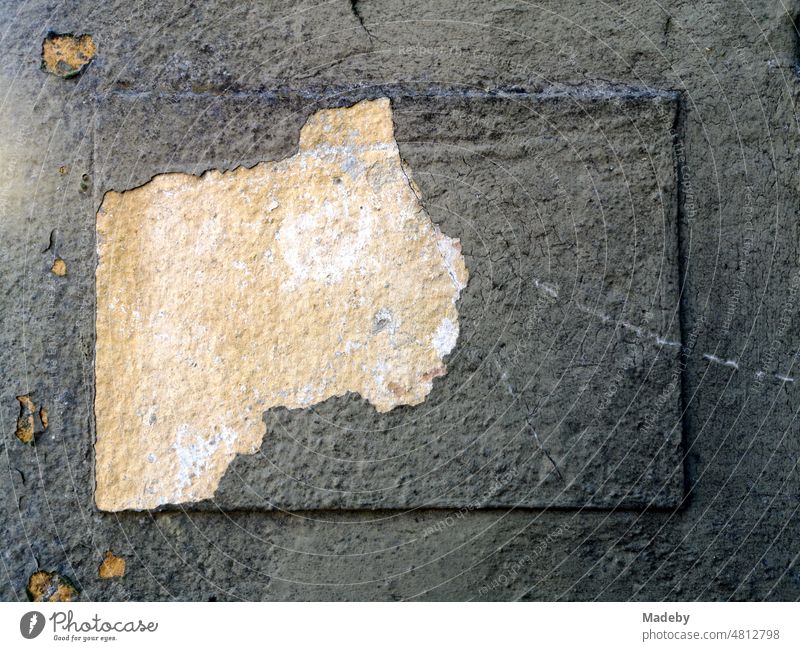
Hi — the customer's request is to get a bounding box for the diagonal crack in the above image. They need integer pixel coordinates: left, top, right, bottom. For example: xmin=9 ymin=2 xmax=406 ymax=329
xmin=492 ymin=359 xmax=563 ymax=481
xmin=349 ymin=0 xmax=376 ymax=43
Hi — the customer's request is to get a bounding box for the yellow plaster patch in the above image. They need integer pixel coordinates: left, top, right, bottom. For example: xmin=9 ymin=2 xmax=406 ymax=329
xmin=94 ymin=98 xmax=468 ymax=511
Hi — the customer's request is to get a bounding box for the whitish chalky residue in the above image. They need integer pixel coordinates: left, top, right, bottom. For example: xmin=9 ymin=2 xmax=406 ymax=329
xmin=95 ymin=98 xmax=468 ymax=511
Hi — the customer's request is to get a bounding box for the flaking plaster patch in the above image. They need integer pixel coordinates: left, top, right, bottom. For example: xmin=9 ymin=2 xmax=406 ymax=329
xmin=26 ymin=570 xmax=79 ymax=602
xmin=41 ymin=33 xmax=96 ymax=78
xmin=94 ymin=98 xmax=468 ymax=511
xmin=14 ymin=394 xmax=48 ymax=445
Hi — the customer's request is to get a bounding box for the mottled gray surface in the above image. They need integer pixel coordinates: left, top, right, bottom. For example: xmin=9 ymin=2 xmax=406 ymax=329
xmin=1 ymin=0 xmax=799 ymax=600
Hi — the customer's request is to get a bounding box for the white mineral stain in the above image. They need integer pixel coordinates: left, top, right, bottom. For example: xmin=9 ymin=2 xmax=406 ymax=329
xmin=94 ymin=98 xmax=468 ymax=511
xmin=432 ymin=318 xmax=459 ymax=357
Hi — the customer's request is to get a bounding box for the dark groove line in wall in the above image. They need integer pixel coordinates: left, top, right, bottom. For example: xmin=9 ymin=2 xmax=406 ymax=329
xmin=671 ymin=95 xmax=695 ymax=511
xmin=100 ymin=82 xmax=679 ymax=104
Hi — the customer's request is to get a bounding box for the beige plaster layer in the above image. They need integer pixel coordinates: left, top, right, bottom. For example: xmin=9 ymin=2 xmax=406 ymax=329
xmin=95 ymin=98 xmax=468 ymax=511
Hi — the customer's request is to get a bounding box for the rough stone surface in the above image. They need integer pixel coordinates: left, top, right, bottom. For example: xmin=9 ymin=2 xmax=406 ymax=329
xmin=1 ymin=0 xmax=799 ymax=602
xmin=95 ymin=98 xmax=468 ymax=510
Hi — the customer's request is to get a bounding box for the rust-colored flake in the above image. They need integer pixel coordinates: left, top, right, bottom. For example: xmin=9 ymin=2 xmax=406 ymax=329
xmin=42 ymin=33 xmax=96 ymax=78
xmin=14 ymin=395 xmax=36 ymax=444
xmin=98 ymin=551 xmax=126 ymax=578
xmin=26 ymin=570 xmax=79 ymax=602
xmin=51 ymin=258 xmax=67 ymax=276
xmin=14 ymin=395 xmax=49 ymax=444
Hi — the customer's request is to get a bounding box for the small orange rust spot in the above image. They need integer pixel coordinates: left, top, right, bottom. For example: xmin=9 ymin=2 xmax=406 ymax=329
xmin=98 ymin=551 xmax=126 ymax=579
xmin=26 ymin=570 xmax=79 ymax=602
xmin=39 ymin=406 xmax=49 ymax=430
xmin=42 ymin=33 xmax=96 ymax=78
xmin=51 ymin=258 xmax=67 ymax=276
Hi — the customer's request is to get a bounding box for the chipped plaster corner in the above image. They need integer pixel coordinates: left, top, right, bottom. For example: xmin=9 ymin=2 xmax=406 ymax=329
xmin=94 ymin=98 xmax=468 ymax=511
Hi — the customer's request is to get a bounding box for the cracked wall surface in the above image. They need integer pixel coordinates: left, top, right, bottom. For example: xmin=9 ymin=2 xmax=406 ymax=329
xmin=95 ymin=98 xmax=467 ymax=511
xmin=2 ymin=0 xmax=799 ymax=602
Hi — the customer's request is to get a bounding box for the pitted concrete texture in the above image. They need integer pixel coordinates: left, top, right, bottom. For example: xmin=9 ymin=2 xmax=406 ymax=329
xmin=1 ymin=0 xmax=799 ymax=601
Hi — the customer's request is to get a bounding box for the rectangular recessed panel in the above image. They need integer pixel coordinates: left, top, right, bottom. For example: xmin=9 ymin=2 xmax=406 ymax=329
xmin=94 ymin=86 xmax=683 ymax=510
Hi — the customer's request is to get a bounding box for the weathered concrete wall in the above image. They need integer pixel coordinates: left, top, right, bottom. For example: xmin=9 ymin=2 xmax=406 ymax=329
xmin=1 ymin=0 xmax=799 ymax=600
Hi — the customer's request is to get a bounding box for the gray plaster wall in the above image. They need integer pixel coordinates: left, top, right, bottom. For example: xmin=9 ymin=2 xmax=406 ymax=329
xmin=1 ymin=0 xmax=799 ymax=600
